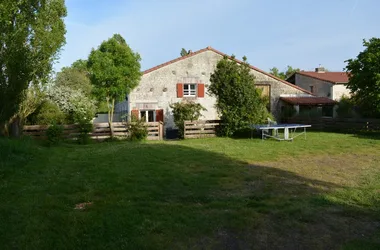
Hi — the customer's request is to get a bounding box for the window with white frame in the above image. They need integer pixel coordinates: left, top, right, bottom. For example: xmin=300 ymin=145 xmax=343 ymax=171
xmin=183 ymin=84 xmax=196 ymax=96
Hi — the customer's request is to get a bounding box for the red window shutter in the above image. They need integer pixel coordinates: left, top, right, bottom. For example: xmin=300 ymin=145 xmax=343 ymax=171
xmin=177 ymin=83 xmax=183 ymax=98
xmin=156 ymin=109 xmax=164 ymax=122
xmin=131 ymin=109 xmax=139 ymax=120
xmin=197 ymin=83 xmax=205 ymax=98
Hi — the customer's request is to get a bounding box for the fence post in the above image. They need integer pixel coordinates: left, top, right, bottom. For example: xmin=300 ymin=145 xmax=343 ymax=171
xmin=183 ymin=120 xmax=186 ymax=139
xmin=159 ymin=122 xmax=163 ymax=140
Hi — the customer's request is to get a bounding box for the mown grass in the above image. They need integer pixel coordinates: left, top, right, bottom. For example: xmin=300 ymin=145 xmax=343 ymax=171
xmin=0 ymin=132 xmax=380 ymax=249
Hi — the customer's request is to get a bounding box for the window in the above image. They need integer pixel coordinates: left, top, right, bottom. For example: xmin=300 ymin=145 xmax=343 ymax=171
xmin=310 ymin=85 xmax=314 ymax=93
xmin=140 ymin=110 xmax=155 ymax=122
xmin=183 ymin=84 xmax=196 ymax=96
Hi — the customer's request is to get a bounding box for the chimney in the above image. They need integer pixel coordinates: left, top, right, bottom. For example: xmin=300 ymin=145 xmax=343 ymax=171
xmin=315 ymin=64 xmax=325 ymax=73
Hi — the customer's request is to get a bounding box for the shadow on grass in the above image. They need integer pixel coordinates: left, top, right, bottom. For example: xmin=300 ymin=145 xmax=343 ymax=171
xmin=353 ymin=131 xmax=380 ymax=140
xmin=0 ymin=139 xmax=379 ymax=249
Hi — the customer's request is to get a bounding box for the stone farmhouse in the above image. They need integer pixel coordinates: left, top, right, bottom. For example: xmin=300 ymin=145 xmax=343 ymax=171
xmin=286 ymin=66 xmax=351 ymax=101
xmin=111 ymin=46 xmax=333 ymax=135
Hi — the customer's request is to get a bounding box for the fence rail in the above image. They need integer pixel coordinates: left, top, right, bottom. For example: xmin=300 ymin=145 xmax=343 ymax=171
xmin=184 ymin=120 xmax=221 ymax=139
xmin=23 ymin=122 xmax=164 ymax=141
xmin=286 ymin=117 xmax=380 ymax=132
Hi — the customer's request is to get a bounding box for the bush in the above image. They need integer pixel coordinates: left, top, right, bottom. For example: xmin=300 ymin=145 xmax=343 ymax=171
xmin=336 ymin=96 xmax=358 ymax=118
xmin=169 ymin=101 xmax=206 ymax=139
xmin=28 ymin=100 xmax=66 ymax=125
xmin=47 ymin=85 xmax=96 ymax=123
xmin=46 ymin=123 xmax=64 ymax=145
xmin=77 ymin=119 xmax=93 ymax=144
xmin=208 ymin=55 xmax=273 ymax=137
xmin=127 ymin=118 xmax=148 ymax=141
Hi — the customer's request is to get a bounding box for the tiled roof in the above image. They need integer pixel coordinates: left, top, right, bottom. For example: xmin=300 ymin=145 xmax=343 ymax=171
xmin=296 ymin=71 xmax=349 ymax=84
xmin=280 ymin=97 xmax=337 ymax=106
xmin=143 ymin=46 xmax=313 ymax=95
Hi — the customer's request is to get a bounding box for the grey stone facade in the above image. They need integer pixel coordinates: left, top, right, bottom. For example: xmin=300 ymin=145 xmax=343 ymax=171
xmin=291 ymin=74 xmax=350 ymax=101
xmin=125 ymin=47 xmax=312 ymax=131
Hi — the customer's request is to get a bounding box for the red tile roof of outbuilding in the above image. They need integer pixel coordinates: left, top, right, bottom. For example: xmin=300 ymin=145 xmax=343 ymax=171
xmin=296 ymin=71 xmax=349 ymax=84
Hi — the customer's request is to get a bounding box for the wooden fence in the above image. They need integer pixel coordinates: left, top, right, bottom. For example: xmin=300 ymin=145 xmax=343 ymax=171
xmin=23 ymin=122 xmax=164 ymax=141
xmin=184 ymin=120 xmax=221 ymax=139
xmin=286 ymin=117 xmax=380 ymax=132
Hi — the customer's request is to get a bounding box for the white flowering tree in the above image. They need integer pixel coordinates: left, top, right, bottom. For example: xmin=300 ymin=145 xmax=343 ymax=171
xmin=47 ymin=85 xmax=96 ymax=123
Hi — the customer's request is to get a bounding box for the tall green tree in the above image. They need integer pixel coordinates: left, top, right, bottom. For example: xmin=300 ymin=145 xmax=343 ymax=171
xmin=87 ymin=34 xmax=142 ymax=136
xmin=0 ymin=0 xmax=67 ymax=136
xmin=55 ymin=65 xmax=92 ymax=96
xmin=269 ymin=65 xmax=300 ymax=80
xmin=209 ymin=55 xmax=272 ymax=137
xmin=71 ymin=59 xmax=89 ymax=73
xmin=345 ymin=37 xmax=380 ymax=118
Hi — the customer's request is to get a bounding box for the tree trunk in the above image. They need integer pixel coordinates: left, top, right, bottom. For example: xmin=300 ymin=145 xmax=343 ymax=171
xmin=0 ymin=122 xmax=8 ymax=137
xmin=10 ymin=116 xmax=21 ymax=138
xmin=107 ymin=97 xmax=115 ymax=138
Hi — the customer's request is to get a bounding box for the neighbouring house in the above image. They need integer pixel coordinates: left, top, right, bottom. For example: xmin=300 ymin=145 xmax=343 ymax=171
xmin=112 ymin=46 xmax=333 ymax=136
xmin=286 ymin=66 xmax=351 ymax=101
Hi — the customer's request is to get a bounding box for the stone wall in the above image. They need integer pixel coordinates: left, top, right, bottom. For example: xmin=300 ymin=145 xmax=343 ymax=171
xmin=129 ymin=49 xmax=311 ymax=130
xmin=295 ymin=74 xmax=333 ymax=98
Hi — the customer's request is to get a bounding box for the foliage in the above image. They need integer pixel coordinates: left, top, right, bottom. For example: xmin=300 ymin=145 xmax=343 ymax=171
xmin=180 ymin=48 xmax=191 ymax=57
xmin=0 ymin=0 xmax=67 ymax=132
xmin=3 ymin=85 xmax=46 ymax=136
xmin=77 ymin=119 xmax=93 ymax=144
xmin=55 ymin=66 xmax=92 ymax=96
xmin=169 ymin=101 xmax=206 ymax=138
xmin=336 ymin=95 xmax=358 ymax=118
xmin=345 ymin=37 xmax=380 ymax=118
xmin=47 ymin=85 xmax=96 ymax=123
xmin=71 ymin=59 xmax=89 ymax=73
xmin=45 ymin=123 xmax=64 ymax=145
xmin=269 ymin=65 xmax=300 ymax=80
xmin=127 ymin=117 xmax=148 ymax=141
xmin=209 ymin=55 xmax=272 ymax=137
xmin=87 ymin=34 xmax=142 ymax=136
xmin=30 ymin=100 xmax=66 ymax=125
xmin=17 ymin=85 xmax=46 ymax=123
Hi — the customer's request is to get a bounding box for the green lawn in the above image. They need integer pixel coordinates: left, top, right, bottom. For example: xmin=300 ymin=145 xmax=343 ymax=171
xmin=1 ymin=133 xmax=380 ymax=249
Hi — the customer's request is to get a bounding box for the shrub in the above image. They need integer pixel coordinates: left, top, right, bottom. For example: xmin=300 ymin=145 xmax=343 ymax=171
xmin=209 ymin=55 xmax=273 ymax=137
xmin=77 ymin=119 xmax=93 ymax=144
xmin=46 ymin=123 xmax=64 ymax=145
xmin=127 ymin=117 xmax=148 ymax=141
xmin=47 ymin=85 xmax=96 ymax=123
xmin=336 ymin=96 xmax=358 ymax=118
xmin=169 ymin=101 xmax=206 ymax=139
xmin=29 ymin=100 xmax=66 ymax=125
